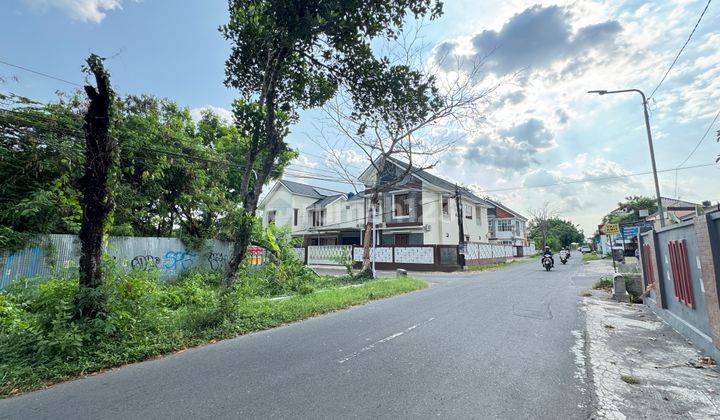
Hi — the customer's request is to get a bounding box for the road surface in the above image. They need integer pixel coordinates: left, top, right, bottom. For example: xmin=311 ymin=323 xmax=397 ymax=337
xmin=1 ymin=253 xmax=599 ymax=419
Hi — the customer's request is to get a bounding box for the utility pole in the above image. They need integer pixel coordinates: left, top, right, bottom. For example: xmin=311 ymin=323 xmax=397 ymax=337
xmin=372 ymin=206 xmax=377 ymax=278
xmin=588 ymin=89 xmax=665 ymax=227
xmin=455 ymin=184 xmax=466 ymax=269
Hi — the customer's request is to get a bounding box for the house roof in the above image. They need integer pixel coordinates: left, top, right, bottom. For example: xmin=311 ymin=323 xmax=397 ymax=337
xmin=658 ymin=197 xmax=701 ymax=208
xmin=645 ymin=197 xmax=703 ymax=219
xmin=381 ymin=157 xmax=491 ymax=206
xmin=484 ymin=198 xmax=528 ymax=221
xmin=306 ymin=194 xmax=345 ymax=210
xmin=279 ymin=179 xmax=327 ymax=199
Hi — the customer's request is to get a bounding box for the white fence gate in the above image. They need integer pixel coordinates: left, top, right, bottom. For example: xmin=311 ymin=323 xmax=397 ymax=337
xmin=306 ymin=245 xmax=351 ymax=265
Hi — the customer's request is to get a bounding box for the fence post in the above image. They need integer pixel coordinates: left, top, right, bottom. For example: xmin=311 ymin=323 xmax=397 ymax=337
xmin=693 ymin=214 xmax=720 ymax=348
xmin=649 ymin=230 xmax=668 ymax=309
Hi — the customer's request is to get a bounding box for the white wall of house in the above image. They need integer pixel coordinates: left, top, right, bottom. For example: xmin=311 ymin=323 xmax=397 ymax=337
xmin=318 ymin=198 xmax=364 ymax=230
xmin=420 ymin=184 xmax=490 ymax=245
xmin=260 ymin=186 xmax=319 ymax=234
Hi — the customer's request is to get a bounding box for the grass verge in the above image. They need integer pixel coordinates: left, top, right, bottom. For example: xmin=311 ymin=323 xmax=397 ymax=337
xmin=0 ymin=276 xmax=425 ymax=397
xmin=582 ymin=253 xmax=602 ymax=264
xmin=466 ymin=259 xmax=522 ymax=272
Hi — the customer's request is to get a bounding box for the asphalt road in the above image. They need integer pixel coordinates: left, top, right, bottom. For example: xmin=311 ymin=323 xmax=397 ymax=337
xmin=1 ymin=253 xmax=600 ymax=419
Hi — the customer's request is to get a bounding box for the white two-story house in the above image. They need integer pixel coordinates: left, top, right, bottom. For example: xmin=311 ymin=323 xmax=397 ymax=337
xmin=259 ymin=157 xmax=498 ymax=246
xmin=486 ymin=199 xmax=529 ymax=246
xmin=356 ymin=157 xmax=491 ymax=246
xmin=258 ymin=179 xmax=366 ymax=245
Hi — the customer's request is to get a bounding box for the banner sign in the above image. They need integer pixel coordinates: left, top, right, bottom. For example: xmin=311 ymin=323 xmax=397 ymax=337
xmin=621 ymin=226 xmax=639 ymax=237
xmin=604 ymin=223 xmax=619 ymax=235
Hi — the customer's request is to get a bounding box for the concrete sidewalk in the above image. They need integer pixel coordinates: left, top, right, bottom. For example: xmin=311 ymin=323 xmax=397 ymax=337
xmin=581 ymin=294 xmax=720 ymax=419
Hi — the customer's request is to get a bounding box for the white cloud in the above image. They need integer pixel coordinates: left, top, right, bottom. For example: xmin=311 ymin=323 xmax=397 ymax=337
xmin=23 ymin=0 xmax=136 ymax=23
xmin=189 ymin=105 xmax=233 ymax=124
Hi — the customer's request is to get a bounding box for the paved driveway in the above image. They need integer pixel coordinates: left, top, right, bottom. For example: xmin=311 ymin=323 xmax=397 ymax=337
xmin=0 ymin=252 xmax=598 ymax=419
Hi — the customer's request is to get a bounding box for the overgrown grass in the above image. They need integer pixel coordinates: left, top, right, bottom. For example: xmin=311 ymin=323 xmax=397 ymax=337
xmin=0 ymin=264 xmax=425 ymax=397
xmin=466 ymin=259 xmax=520 ymax=272
xmin=594 ymin=276 xmax=614 ymax=290
xmin=582 ymin=253 xmax=602 ymax=264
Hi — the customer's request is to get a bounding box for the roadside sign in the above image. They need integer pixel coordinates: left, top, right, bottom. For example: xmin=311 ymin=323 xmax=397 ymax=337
xmin=457 ymin=243 xmax=467 ymax=255
xmin=621 ymin=226 xmax=640 ymax=237
xmin=604 ymin=223 xmax=619 ymax=235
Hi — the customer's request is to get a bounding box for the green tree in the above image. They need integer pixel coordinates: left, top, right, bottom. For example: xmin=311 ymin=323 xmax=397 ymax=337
xmin=112 ymin=97 xmax=237 ymax=247
xmin=603 ymin=195 xmax=657 ymax=225
xmin=0 ymin=94 xmax=84 ymax=250
xmin=220 ymin=0 xmax=444 ymax=285
xmin=529 ymin=218 xmax=584 ymax=251
xmin=0 ymin=92 xmax=282 ymax=251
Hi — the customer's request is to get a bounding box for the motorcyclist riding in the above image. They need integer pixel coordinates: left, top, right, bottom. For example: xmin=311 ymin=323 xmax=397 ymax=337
xmin=542 ymin=246 xmax=554 ymax=268
xmin=560 ymin=246 xmax=570 ymax=259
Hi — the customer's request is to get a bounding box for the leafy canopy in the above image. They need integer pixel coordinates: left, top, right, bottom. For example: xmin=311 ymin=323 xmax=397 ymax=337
xmin=0 ymin=93 xmax=294 ymax=250
xmin=528 ymin=217 xmax=584 ymax=250
xmin=221 ymin=0 xmax=444 ymax=132
xmin=603 ymin=195 xmax=657 ymax=225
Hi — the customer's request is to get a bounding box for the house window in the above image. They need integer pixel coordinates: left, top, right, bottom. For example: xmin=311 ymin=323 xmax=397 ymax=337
xmin=393 ymin=193 xmax=410 ymax=218
xmin=267 ymin=210 xmax=276 ymax=224
xmin=464 ymin=204 xmax=473 ymax=219
xmin=312 ymin=210 xmax=325 ymax=227
xmin=497 ymin=219 xmax=513 ymax=232
xmin=668 ymin=240 xmax=693 ymax=307
xmin=476 ymin=206 xmax=482 ymax=225
xmin=442 ymin=196 xmax=449 ymax=217
xmin=293 ymin=209 xmax=298 ymax=226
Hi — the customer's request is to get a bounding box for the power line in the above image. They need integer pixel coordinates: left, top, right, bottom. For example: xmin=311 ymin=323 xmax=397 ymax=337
xmin=475 ymin=162 xmax=717 ymax=193
xmin=647 ymin=0 xmax=712 ymax=100
xmin=3 ymin=105 xmax=718 ymax=195
xmin=1 ymin=107 xmax=363 ymax=183
xmin=0 ymin=59 xmax=83 ymax=88
xmin=676 ymin=109 xmax=720 ymax=168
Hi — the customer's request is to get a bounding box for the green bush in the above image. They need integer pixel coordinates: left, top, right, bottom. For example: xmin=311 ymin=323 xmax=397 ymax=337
xmin=0 ymin=224 xmax=424 ymax=396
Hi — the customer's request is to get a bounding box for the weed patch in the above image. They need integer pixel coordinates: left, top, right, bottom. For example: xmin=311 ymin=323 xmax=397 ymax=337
xmin=582 ymin=253 xmax=602 ymax=264
xmin=621 ymin=374 xmax=640 ymax=384
xmin=0 ymin=263 xmax=425 ymax=397
xmin=594 ymin=277 xmax=614 ymax=290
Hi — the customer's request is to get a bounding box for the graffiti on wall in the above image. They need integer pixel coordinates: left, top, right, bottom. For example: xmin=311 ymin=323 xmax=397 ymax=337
xmin=162 ymin=251 xmax=197 ymax=271
xmin=207 ymin=252 xmax=228 ymax=270
xmin=128 ymin=251 xmax=233 ymax=272
xmin=130 ymin=254 xmax=161 ymax=271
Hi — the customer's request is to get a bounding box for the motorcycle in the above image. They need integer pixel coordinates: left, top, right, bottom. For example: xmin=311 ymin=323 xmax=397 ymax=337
xmin=542 ymin=254 xmax=553 ymax=271
xmin=560 ymin=250 xmax=569 ymax=264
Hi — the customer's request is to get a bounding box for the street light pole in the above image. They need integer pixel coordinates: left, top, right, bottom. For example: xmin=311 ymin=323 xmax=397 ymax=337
xmin=588 ymin=89 xmax=666 ymax=227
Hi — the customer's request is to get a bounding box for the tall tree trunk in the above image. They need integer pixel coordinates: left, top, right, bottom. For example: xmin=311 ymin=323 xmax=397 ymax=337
xmin=223 ymin=48 xmax=289 ymax=288
xmin=75 ymin=54 xmax=114 ymax=319
xmin=223 ymin=209 xmax=255 ymax=288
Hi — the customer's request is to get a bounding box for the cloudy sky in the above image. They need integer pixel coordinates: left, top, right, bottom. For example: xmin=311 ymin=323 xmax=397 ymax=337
xmin=2 ymin=0 xmax=719 ymax=235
